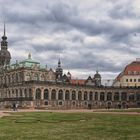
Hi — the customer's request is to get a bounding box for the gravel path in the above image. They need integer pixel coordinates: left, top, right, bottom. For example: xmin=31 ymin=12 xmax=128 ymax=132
xmin=0 ymin=109 xmax=140 ymax=118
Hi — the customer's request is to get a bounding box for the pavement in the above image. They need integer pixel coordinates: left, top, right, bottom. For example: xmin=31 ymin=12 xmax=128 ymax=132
xmin=0 ymin=108 xmax=140 ymax=118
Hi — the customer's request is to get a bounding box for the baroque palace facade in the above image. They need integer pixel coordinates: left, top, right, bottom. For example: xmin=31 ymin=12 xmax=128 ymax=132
xmin=0 ymin=26 xmax=140 ymax=109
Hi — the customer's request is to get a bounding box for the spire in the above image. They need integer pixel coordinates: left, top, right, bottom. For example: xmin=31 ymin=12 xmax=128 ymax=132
xmin=2 ymin=21 xmax=7 ymax=40
xmin=28 ymin=53 xmax=31 ymax=59
xmin=58 ymin=57 xmax=61 ymax=67
xmin=96 ymin=66 xmax=99 ymax=74
xmin=96 ymin=70 xmax=98 ymax=74
xmin=4 ymin=21 xmax=6 ymax=36
xmin=0 ymin=21 xmax=11 ymax=66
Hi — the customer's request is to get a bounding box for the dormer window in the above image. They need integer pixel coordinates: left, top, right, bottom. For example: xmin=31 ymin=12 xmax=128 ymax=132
xmin=128 ymin=71 xmax=131 ymax=75
xmin=134 ymin=71 xmax=137 ymax=75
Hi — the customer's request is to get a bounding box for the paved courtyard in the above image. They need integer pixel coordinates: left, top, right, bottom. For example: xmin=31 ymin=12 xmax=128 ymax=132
xmin=0 ymin=108 xmax=140 ymax=118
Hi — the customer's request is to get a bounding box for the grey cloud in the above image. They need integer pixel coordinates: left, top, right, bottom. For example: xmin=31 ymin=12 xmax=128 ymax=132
xmin=32 ymin=43 xmax=65 ymax=53
xmin=0 ymin=0 xmax=139 ymax=79
xmin=108 ymin=1 xmax=136 ymax=19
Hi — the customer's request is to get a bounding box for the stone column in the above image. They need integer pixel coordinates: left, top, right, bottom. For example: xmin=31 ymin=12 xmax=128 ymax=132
xmin=76 ymin=91 xmax=78 ymax=100
xmin=32 ymin=87 xmax=36 ymax=100
xmin=87 ymin=92 xmax=89 ymax=101
xmin=112 ymin=92 xmax=114 ymax=101
xmin=30 ymin=87 xmax=36 ymax=108
xmin=56 ymin=90 xmax=58 ymax=100
xmin=22 ymin=88 xmax=25 ymax=98
xmin=63 ymin=90 xmax=65 ymax=100
xmin=41 ymin=88 xmax=44 ymax=100
xmin=104 ymin=92 xmax=107 ymax=101
xmin=98 ymin=92 xmax=100 ymax=101
xmin=69 ymin=90 xmax=72 ymax=100
xmin=92 ymin=92 xmax=95 ymax=101
xmin=134 ymin=92 xmax=137 ymax=101
xmin=119 ymin=92 xmax=121 ymax=101
xmin=81 ymin=91 xmax=84 ymax=101
xmin=127 ymin=93 xmax=129 ymax=101
xmin=49 ymin=89 xmax=51 ymax=100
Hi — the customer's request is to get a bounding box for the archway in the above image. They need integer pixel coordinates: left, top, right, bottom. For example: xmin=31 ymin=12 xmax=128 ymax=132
xmin=100 ymin=92 xmax=105 ymax=101
xmin=51 ymin=89 xmax=56 ymax=100
xmin=35 ymin=88 xmax=41 ymax=99
xmin=78 ymin=91 xmax=82 ymax=100
xmin=58 ymin=90 xmax=63 ymax=100
xmin=114 ymin=92 xmax=119 ymax=101
xmin=65 ymin=90 xmax=70 ymax=100
xmin=84 ymin=91 xmax=88 ymax=100
xmin=89 ymin=91 xmax=93 ymax=101
xmin=72 ymin=90 xmax=76 ymax=100
xmin=29 ymin=88 xmax=32 ymax=98
xmin=121 ymin=92 xmax=127 ymax=101
xmin=107 ymin=92 xmax=112 ymax=101
xmin=44 ymin=89 xmax=49 ymax=100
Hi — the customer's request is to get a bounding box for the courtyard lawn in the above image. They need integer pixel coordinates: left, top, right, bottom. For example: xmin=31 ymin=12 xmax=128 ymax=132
xmin=0 ymin=112 xmax=140 ymax=140
xmin=92 ymin=108 xmax=140 ymax=113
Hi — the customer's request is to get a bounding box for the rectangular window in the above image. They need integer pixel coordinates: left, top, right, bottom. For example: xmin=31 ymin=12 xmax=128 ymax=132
xmin=128 ymin=71 xmax=131 ymax=75
xmin=138 ymin=79 xmax=140 ymax=82
xmin=126 ymin=79 xmax=128 ymax=82
xmin=130 ymin=79 xmax=132 ymax=82
xmin=134 ymin=79 xmax=136 ymax=82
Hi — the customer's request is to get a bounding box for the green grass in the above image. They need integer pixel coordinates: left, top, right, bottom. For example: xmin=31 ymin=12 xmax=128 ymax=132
xmin=93 ymin=108 xmax=140 ymax=112
xmin=0 ymin=112 xmax=140 ymax=140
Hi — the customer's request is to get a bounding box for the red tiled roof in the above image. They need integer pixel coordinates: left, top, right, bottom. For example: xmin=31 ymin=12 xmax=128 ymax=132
xmin=124 ymin=61 xmax=140 ymax=74
xmin=115 ymin=61 xmax=140 ymax=81
xmin=70 ymin=79 xmax=86 ymax=85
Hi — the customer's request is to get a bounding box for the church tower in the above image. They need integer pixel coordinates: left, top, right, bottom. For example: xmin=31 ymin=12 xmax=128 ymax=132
xmin=56 ymin=58 xmax=63 ymax=82
xmin=0 ymin=22 xmax=11 ymax=66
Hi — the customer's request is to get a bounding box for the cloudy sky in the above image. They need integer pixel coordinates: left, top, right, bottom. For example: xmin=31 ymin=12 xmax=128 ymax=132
xmin=0 ymin=0 xmax=140 ymax=79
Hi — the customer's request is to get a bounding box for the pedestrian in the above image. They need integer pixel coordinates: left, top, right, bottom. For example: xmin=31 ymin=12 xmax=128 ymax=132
xmin=15 ymin=103 xmax=18 ymax=111
xmin=12 ymin=103 xmax=16 ymax=111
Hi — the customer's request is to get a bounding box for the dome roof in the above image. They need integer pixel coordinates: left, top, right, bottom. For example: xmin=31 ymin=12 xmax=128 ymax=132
xmin=115 ymin=59 xmax=140 ymax=81
xmin=123 ymin=60 xmax=140 ymax=75
xmin=0 ymin=50 xmax=11 ymax=58
xmin=94 ymin=71 xmax=101 ymax=78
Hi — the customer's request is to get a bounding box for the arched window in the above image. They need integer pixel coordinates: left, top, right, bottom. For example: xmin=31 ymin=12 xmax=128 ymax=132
xmin=89 ymin=91 xmax=93 ymax=101
xmin=51 ymin=89 xmax=56 ymax=100
xmin=107 ymin=92 xmax=112 ymax=101
xmin=84 ymin=91 xmax=88 ymax=100
xmin=16 ymin=89 xmax=18 ymax=98
xmin=121 ymin=92 xmax=127 ymax=100
xmin=78 ymin=91 xmax=82 ymax=100
xmin=58 ymin=90 xmax=63 ymax=100
xmin=136 ymin=93 xmax=140 ymax=101
xmin=114 ymin=92 xmax=119 ymax=101
xmin=100 ymin=92 xmax=105 ymax=101
xmin=44 ymin=89 xmax=49 ymax=100
xmin=19 ymin=89 xmax=23 ymax=97
xmin=35 ymin=88 xmax=41 ymax=99
xmin=29 ymin=88 xmax=32 ymax=98
xmin=129 ymin=93 xmax=134 ymax=101
xmin=65 ymin=90 xmax=70 ymax=100
xmin=95 ymin=92 xmax=98 ymax=100
xmin=16 ymin=73 xmax=18 ymax=82
xmin=72 ymin=90 xmax=76 ymax=100
xmin=24 ymin=89 xmax=28 ymax=98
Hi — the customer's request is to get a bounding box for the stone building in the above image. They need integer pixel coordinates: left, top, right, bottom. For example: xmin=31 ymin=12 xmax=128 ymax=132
xmin=113 ymin=59 xmax=140 ymax=88
xmin=0 ymin=26 xmax=140 ymax=109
